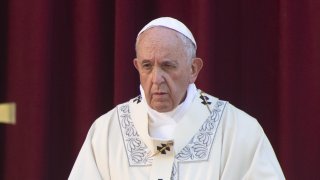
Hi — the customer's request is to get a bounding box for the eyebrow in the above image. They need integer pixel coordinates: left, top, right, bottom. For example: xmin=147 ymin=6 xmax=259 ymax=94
xmin=141 ymin=59 xmax=151 ymax=64
xmin=162 ymin=60 xmax=178 ymax=65
xmin=140 ymin=59 xmax=179 ymax=65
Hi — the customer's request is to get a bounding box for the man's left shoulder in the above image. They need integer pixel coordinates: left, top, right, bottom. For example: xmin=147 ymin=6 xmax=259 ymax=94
xmin=200 ymin=90 xmax=263 ymax=134
xmin=222 ymin=102 xmax=264 ymax=136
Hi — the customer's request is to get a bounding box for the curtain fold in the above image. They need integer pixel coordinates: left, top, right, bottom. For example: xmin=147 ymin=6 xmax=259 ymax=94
xmin=0 ymin=0 xmax=319 ymax=179
xmin=278 ymin=0 xmax=320 ymax=178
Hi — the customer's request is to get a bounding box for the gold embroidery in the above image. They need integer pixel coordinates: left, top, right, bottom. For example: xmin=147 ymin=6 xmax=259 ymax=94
xmin=151 ymin=141 xmax=174 ymax=157
xmin=200 ymin=91 xmax=212 ymax=114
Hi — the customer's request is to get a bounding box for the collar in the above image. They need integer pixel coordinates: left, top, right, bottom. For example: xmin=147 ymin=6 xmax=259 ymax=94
xmin=139 ymin=84 xmax=198 ymax=139
xmin=129 ymin=89 xmax=218 ymax=156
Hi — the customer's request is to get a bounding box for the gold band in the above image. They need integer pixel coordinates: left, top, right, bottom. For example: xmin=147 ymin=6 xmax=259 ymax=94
xmin=0 ymin=102 xmax=16 ymax=124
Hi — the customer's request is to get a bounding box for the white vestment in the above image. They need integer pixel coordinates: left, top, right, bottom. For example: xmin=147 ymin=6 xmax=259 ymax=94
xmin=69 ymin=90 xmax=285 ymax=180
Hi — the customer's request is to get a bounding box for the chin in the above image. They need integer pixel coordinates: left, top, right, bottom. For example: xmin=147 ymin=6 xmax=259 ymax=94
xmin=152 ymin=104 xmax=173 ymax=113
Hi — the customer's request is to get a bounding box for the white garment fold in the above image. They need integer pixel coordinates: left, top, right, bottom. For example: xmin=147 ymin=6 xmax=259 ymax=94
xmin=69 ymin=89 xmax=286 ymax=180
xmin=139 ymin=83 xmax=197 ymax=139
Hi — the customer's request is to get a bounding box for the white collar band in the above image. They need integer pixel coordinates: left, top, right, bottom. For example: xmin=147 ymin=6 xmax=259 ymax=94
xmin=139 ymin=83 xmax=197 ymax=122
xmin=139 ymin=84 xmax=198 ymax=139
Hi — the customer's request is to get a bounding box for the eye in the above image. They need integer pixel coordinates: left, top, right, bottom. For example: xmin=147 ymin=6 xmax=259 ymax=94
xmin=142 ymin=62 xmax=152 ymax=70
xmin=163 ymin=62 xmax=176 ymax=69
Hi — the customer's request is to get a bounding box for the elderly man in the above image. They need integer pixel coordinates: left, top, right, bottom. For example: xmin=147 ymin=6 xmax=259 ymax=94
xmin=69 ymin=17 xmax=285 ymax=180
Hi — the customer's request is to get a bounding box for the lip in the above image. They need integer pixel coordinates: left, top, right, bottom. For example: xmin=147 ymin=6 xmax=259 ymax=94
xmin=152 ymin=92 xmax=167 ymax=95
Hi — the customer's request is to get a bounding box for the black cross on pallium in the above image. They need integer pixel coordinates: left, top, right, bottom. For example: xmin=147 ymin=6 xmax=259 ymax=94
xmin=157 ymin=143 xmax=170 ymax=155
xmin=133 ymin=95 xmax=142 ymax=104
xmin=200 ymin=95 xmax=211 ymax=105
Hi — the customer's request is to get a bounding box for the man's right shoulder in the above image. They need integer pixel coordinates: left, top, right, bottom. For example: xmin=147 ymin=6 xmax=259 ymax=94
xmin=93 ymin=96 xmax=139 ymax=125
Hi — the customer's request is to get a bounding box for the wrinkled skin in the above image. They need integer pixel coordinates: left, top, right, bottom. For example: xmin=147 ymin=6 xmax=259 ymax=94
xmin=134 ymin=27 xmax=203 ymax=112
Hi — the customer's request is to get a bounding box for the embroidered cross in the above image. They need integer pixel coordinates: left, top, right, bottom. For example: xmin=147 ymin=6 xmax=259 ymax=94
xmin=200 ymin=95 xmax=211 ymax=105
xmin=133 ymin=95 xmax=142 ymax=104
xmin=157 ymin=143 xmax=171 ymax=154
xmin=151 ymin=141 xmax=173 ymax=157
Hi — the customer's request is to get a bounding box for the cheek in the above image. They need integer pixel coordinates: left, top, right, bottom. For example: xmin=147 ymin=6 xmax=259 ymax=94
xmin=172 ymin=70 xmax=190 ymax=85
xmin=168 ymin=73 xmax=189 ymax=94
xmin=139 ymin=71 xmax=149 ymax=81
xmin=139 ymin=73 xmax=152 ymax=93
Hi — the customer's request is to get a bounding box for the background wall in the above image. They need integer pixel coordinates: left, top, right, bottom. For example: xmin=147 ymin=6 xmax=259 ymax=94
xmin=0 ymin=0 xmax=319 ymax=179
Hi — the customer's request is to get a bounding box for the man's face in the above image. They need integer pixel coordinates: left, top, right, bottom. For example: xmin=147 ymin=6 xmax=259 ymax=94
xmin=134 ymin=27 xmax=195 ymax=112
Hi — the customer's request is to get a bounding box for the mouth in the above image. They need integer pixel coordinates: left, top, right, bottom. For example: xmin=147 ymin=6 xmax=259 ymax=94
xmin=154 ymin=92 xmax=166 ymax=95
xmin=152 ymin=92 xmax=167 ymax=97
xmin=151 ymin=92 xmax=169 ymax=103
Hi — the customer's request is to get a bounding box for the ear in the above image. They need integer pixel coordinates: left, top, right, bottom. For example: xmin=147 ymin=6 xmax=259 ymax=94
xmin=133 ymin=58 xmax=139 ymax=71
xmin=189 ymin=58 xmax=203 ymax=83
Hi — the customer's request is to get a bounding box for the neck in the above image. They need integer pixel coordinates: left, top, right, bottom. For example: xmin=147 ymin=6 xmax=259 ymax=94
xmin=140 ymin=84 xmax=197 ymax=139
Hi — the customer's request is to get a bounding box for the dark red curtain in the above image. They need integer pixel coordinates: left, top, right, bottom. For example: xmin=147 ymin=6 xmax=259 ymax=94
xmin=1 ymin=0 xmax=319 ymax=179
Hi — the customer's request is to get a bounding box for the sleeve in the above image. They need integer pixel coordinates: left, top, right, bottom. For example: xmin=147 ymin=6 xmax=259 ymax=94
xmin=242 ymin=134 xmax=286 ymax=180
xmin=68 ymin=120 xmax=110 ymax=180
xmin=219 ymin=105 xmax=285 ymax=180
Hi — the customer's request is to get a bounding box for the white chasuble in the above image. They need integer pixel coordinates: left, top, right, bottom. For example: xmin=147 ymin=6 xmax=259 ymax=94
xmin=69 ymin=90 xmax=285 ymax=180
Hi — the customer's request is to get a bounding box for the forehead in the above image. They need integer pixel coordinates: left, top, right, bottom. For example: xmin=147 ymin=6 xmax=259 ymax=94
xmin=136 ymin=27 xmax=186 ymax=57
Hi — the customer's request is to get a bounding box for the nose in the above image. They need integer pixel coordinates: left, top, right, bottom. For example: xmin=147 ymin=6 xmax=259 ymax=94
xmin=152 ymin=67 xmax=164 ymax=84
